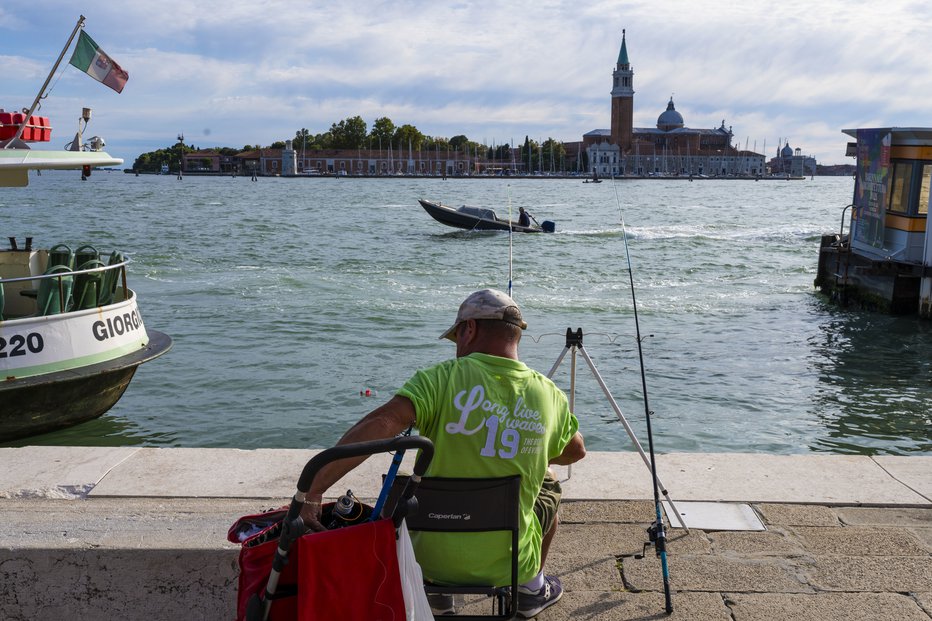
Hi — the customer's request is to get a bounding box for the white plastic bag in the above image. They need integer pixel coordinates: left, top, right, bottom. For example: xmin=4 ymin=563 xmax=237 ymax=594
xmin=396 ymin=519 xmax=433 ymax=620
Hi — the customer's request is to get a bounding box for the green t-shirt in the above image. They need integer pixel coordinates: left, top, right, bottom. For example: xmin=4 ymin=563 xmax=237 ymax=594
xmin=397 ymin=352 xmax=579 ymax=585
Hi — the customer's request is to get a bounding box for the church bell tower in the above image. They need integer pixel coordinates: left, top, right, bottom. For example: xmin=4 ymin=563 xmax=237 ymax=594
xmin=610 ymin=30 xmax=634 ymax=151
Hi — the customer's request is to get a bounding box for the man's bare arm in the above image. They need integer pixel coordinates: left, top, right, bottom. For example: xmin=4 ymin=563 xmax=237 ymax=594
xmin=300 ymin=395 xmax=416 ymax=528
xmin=550 ymin=431 xmax=586 ymax=466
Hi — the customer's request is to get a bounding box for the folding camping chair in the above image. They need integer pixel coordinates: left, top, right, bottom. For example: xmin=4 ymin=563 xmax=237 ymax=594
xmin=389 ymin=475 xmax=521 ymax=620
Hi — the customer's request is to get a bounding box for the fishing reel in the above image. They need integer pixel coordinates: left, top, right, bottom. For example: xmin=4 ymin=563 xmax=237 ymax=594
xmin=635 ymin=519 xmax=667 ymax=559
xmin=325 ymin=490 xmax=370 ymax=530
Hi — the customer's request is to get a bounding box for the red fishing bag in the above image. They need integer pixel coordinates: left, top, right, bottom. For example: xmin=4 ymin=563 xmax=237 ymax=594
xmin=296 ymin=517 xmax=405 ymax=620
xmin=229 ymin=507 xmax=405 ymax=620
xmin=229 ymin=507 xmax=297 ymax=621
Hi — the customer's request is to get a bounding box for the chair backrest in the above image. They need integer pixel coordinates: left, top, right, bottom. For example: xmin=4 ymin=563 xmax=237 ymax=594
xmin=98 ymin=251 xmax=125 ymax=306
xmin=36 ymin=264 xmax=74 ymax=315
xmin=73 ymin=244 xmax=99 ymax=272
xmin=388 ymin=475 xmax=521 ymax=620
xmin=72 ymin=259 xmax=105 ymax=310
xmin=47 ymin=243 xmax=73 ymax=270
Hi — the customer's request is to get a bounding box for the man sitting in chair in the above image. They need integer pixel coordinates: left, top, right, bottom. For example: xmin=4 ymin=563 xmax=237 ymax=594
xmin=301 ymin=289 xmax=586 ymax=618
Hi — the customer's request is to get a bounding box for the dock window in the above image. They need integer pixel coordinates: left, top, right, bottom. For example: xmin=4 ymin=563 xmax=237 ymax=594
xmin=919 ymin=163 xmax=931 ymax=215
xmin=889 ymin=162 xmax=912 ymax=214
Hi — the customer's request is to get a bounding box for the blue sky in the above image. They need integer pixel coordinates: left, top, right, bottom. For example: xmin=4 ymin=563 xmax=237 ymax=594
xmin=3 ymin=0 xmax=929 ymax=166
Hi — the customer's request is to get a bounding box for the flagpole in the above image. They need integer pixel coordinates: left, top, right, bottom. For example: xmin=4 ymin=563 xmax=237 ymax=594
xmin=3 ymin=15 xmax=86 ymax=149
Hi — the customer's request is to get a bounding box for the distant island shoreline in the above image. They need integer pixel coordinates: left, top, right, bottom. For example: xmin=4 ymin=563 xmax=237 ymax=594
xmin=124 ymin=169 xmax=852 ymax=180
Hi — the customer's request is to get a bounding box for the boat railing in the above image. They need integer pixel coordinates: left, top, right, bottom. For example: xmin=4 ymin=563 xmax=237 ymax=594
xmin=0 ymin=257 xmax=131 ymax=315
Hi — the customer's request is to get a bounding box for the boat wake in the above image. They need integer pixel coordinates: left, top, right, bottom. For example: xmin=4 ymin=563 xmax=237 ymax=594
xmin=562 ymin=224 xmax=828 ymax=243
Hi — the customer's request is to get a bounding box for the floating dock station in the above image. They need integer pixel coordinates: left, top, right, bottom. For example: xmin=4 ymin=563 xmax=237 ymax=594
xmin=816 ymin=127 xmax=932 ymax=316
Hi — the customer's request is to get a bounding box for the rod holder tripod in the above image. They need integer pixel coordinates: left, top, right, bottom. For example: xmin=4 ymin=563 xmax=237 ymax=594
xmin=546 ymin=328 xmax=688 ymax=533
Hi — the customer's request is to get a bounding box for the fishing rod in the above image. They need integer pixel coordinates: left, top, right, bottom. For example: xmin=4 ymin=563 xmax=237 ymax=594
xmin=507 ymin=185 xmax=514 ymax=297
xmin=369 ymin=426 xmax=412 ymax=520
xmin=611 ymin=176 xmax=673 ymax=614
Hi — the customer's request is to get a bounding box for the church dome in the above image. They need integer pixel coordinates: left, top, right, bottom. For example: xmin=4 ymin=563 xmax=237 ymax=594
xmin=781 ymin=142 xmax=794 ymax=157
xmin=657 ymin=97 xmax=684 ymax=131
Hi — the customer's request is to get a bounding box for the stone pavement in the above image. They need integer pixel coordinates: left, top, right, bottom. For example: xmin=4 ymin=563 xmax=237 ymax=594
xmin=0 ymin=447 xmax=929 ymax=620
xmin=537 ymin=500 xmax=932 ymax=620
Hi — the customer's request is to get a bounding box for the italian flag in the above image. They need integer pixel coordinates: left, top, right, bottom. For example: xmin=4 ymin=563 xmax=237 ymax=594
xmin=68 ymin=30 xmax=129 ymax=94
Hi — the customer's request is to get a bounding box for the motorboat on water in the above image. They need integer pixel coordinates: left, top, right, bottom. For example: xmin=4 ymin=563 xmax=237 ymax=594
xmin=0 ymin=20 xmax=172 ymax=442
xmin=418 ymin=199 xmax=555 ymax=233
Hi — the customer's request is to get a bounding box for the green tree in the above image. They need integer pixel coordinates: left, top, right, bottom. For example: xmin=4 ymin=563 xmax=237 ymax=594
xmin=131 ymin=151 xmax=158 ymax=171
xmin=330 ymin=116 xmax=368 ymax=149
xmin=449 ymin=135 xmax=469 ymax=152
xmin=520 ymin=136 xmax=540 ymax=173
xmin=394 ymin=124 xmax=425 ymax=152
xmin=465 ymin=140 xmax=485 ymax=159
xmin=369 ymin=117 xmax=396 ymax=149
xmin=131 ymin=143 xmax=193 ymax=173
xmin=346 ymin=116 xmax=368 ymax=148
xmin=542 ymin=138 xmax=566 ymax=173
xmin=312 ymin=131 xmax=332 ymax=149
xmin=489 ymin=144 xmax=513 ymax=162
xmin=424 ymin=136 xmax=450 ymax=152
xmin=295 ymin=128 xmax=311 ymax=150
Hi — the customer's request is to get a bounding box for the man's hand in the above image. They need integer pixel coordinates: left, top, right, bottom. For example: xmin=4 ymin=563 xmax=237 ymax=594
xmin=299 ymin=493 xmax=327 ymax=532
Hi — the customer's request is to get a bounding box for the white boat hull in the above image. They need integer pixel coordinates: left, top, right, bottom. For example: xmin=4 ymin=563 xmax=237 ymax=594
xmin=0 ymin=288 xmax=172 ymax=442
xmin=1 ymin=290 xmax=149 ymax=379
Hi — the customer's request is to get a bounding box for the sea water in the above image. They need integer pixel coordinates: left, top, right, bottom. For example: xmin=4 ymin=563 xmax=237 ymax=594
xmin=2 ymin=172 xmax=929 ymax=454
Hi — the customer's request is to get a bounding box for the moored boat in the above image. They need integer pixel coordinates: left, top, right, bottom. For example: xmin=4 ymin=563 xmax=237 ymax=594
xmin=815 ymin=127 xmax=932 ymax=316
xmin=0 ymin=16 xmax=172 ymax=441
xmin=418 ymin=199 xmax=555 ymax=233
xmin=0 ymin=240 xmax=172 ymax=441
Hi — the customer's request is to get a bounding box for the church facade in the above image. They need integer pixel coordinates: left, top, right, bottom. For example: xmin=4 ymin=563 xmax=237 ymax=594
xmin=769 ymin=141 xmax=817 ymax=177
xmin=584 ymin=31 xmax=766 ymax=177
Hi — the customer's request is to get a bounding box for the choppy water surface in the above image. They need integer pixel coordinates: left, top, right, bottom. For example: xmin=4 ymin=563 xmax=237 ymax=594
xmin=3 ymin=172 xmax=929 ymax=454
